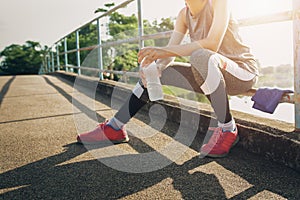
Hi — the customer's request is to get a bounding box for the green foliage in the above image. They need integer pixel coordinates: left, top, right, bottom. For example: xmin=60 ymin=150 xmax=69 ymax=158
xmin=57 ymin=9 xmax=178 ymax=80
xmin=108 ymin=12 xmax=138 ymax=37
xmin=94 ymin=2 xmax=115 ymax=13
xmin=95 ymin=8 xmax=108 ymax=13
xmin=58 ymin=23 xmax=98 ymax=75
xmin=0 ymin=6 xmax=184 ymax=77
xmin=113 ymin=49 xmax=138 ymax=71
xmin=0 ymin=41 xmax=47 ymax=75
xmin=145 ymin=17 xmax=175 ymax=47
xmin=105 ymin=3 xmax=115 ymax=8
xmin=104 ymin=13 xmax=176 ymax=81
xmin=104 ymin=12 xmax=139 ymax=80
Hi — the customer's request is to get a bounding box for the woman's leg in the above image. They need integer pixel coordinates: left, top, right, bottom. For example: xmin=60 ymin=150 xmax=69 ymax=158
xmin=112 ymin=48 xmax=256 ymax=130
xmin=185 ymin=48 xmax=256 ymax=157
xmin=160 ymin=58 xmax=232 ymax=126
xmin=109 ymin=80 xmax=150 ymax=129
xmin=77 ymin=80 xmax=150 ymax=144
xmin=147 ymin=48 xmax=256 ymax=129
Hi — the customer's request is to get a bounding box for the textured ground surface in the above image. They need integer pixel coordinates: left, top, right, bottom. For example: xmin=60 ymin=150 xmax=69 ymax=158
xmin=0 ymin=75 xmax=299 ymax=200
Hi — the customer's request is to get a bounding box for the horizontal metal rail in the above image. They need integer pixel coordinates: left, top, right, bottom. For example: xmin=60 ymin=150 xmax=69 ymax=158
xmin=58 ymin=31 xmax=172 ymax=56
xmin=58 ymin=9 xmax=299 ymax=56
xmin=64 ymin=65 xmax=140 ymax=78
xmin=55 ymin=0 xmax=135 ymax=45
xmin=238 ymin=10 xmax=299 ymax=27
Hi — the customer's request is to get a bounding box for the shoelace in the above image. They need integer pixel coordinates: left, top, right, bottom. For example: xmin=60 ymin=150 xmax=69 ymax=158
xmin=97 ymin=120 xmax=109 ymax=129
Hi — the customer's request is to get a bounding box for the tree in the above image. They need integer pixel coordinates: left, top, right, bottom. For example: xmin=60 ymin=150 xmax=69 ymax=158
xmin=94 ymin=3 xmax=115 ymax=13
xmin=0 ymin=41 xmax=46 ymax=75
xmin=56 ymin=6 xmax=179 ymax=79
xmin=151 ymin=17 xmax=174 ymax=47
xmin=58 ymin=24 xmax=98 ymax=71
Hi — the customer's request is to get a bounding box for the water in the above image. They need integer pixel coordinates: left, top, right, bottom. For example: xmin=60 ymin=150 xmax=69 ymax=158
xmin=147 ymin=82 xmax=164 ymax=101
xmin=143 ymin=62 xmax=164 ymax=101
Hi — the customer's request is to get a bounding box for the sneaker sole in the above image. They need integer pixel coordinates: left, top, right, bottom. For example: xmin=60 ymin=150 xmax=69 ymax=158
xmin=77 ymin=137 xmax=129 ymax=145
xmin=200 ymin=135 xmax=240 ymax=158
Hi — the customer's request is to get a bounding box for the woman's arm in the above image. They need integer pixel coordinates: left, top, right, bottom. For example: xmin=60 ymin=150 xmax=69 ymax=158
xmin=138 ymin=8 xmax=188 ymax=66
xmin=138 ymin=0 xmax=230 ymax=64
xmin=155 ymin=8 xmax=188 ymax=69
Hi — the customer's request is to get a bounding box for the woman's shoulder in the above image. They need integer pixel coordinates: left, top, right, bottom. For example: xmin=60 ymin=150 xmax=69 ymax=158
xmin=173 ymin=7 xmax=189 ymax=32
xmin=177 ymin=7 xmax=188 ymax=23
xmin=178 ymin=7 xmax=187 ymax=17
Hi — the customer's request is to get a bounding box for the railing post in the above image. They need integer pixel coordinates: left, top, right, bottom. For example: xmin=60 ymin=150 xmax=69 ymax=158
xmin=47 ymin=54 xmax=50 ymax=73
xmin=56 ymin=45 xmax=60 ymax=71
xmin=51 ymin=51 xmax=55 ymax=72
xmin=137 ymin=0 xmax=144 ymax=49
xmin=44 ymin=55 xmax=47 ymax=73
xmin=76 ymin=30 xmax=81 ymax=75
xmin=64 ymin=38 xmax=69 ymax=72
xmin=293 ymin=0 xmax=300 ymax=132
xmin=97 ymin=19 xmax=104 ymax=80
xmin=49 ymin=52 xmax=52 ymax=72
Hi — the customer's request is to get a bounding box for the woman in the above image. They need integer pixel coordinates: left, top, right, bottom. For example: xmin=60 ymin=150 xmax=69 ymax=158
xmin=77 ymin=0 xmax=258 ymax=158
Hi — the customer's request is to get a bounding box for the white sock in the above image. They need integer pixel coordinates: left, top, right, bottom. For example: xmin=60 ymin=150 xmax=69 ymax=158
xmin=107 ymin=117 xmax=124 ymax=130
xmin=218 ymin=119 xmax=236 ymax=132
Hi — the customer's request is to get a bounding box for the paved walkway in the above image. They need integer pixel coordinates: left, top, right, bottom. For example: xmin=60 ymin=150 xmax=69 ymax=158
xmin=0 ymin=75 xmax=299 ymax=200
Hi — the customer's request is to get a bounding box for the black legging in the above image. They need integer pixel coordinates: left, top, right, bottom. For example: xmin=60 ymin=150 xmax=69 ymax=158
xmin=114 ymin=79 xmax=231 ymax=124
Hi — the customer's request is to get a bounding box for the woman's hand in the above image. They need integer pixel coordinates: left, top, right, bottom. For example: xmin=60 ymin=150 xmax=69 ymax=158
xmin=138 ymin=47 xmax=167 ymax=67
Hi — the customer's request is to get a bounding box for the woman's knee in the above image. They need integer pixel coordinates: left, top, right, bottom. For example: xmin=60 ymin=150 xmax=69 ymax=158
xmin=190 ymin=49 xmax=214 ymax=65
xmin=190 ymin=49 xmax=215 ymax=76
xmin=189 ymin=49 xmax=224 ymax=95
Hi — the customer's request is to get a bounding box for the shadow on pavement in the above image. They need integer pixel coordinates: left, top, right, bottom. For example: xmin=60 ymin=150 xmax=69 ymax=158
xmin=0 ymin=141 xmax=299 ymax=199
xmin=2 ymin=75 xmax=297 ymax=199
xmin=0 ymin=142 xmax=226 ymax=199
xmin=0 ymin=76 xmax=15 ymax=108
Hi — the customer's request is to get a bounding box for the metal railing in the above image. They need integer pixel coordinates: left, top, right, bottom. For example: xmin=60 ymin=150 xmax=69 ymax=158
xmin=46 ymin=0 xmax=300 ymax=131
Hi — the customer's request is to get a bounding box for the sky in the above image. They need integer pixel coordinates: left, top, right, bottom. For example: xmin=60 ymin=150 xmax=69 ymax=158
xmin=0 ymin=0 xmax=294 ymax=67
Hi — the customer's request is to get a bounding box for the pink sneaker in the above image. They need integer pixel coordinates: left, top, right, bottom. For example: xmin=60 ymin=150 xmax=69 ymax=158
xmin=200 ymin=127 xmax=239 ymax=158
xmin=77 ymin=121 xmax=129 ymax=145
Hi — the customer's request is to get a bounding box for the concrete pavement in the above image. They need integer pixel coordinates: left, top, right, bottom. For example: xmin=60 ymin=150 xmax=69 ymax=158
xmin=0 ymin=74 xmax=299 ymax=199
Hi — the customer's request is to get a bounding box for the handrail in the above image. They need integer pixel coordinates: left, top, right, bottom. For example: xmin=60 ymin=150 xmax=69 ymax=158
xmin=58 ymin=31 xmax=173 ymax=56
xmin=57 ymin=8 xmax=297 ymax=84
xmin=54 ymin=0 xmax=135 ymax=45
xmin=47 ymin=0 xmax=300 ymax=131
xmin=56 ymin=9 xmax=300 ymax=56
xmin=238 ymin=10 xmax=299 ymax=27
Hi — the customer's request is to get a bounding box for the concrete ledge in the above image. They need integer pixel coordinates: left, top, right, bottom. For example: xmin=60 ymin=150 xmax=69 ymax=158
xmin=52 ymin=71 xmax=300 ymax=171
